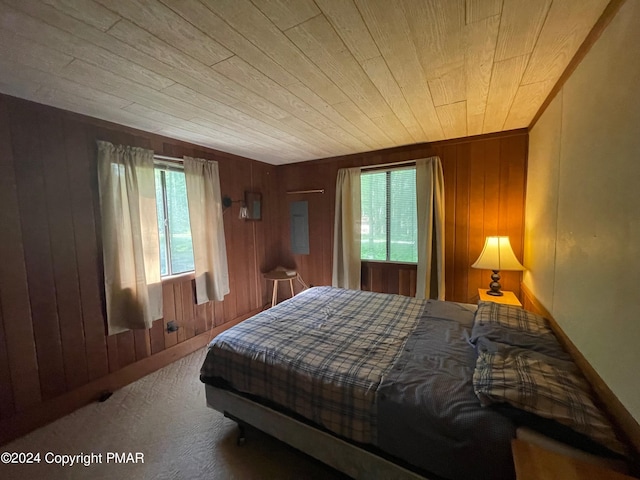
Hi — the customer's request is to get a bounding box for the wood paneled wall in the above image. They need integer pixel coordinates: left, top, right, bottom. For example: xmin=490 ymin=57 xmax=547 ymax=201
xmin=0 ymin=94 xmax=277 ymax=443
xmin=362 ymin=263 xmax=417 ymax=297
xmin=276 ymin=130 xmax=528 ymax=304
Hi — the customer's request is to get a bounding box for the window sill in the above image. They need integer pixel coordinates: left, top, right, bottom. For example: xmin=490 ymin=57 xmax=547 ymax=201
xmin=161 ymin=271 xmax=195 ymax=285
xmin=361 ymin=260 xmax=417 ymax=266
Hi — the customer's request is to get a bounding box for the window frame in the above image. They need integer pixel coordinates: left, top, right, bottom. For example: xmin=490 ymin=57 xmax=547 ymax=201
xmin=360 ymin=165 xmax=418 ymax=264
xmin=153 ymin=159 xmax=195 ymax=278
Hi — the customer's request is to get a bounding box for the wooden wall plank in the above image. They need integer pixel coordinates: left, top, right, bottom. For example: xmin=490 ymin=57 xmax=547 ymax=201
xmin=234 ymin=159 xmax=255 ymax=315
xmin=398 ymin=269 xmax=410 ymax=296
xmin=252 ymin=162 xmax=278 ymax=308
xmin=206 ymin=302 xmax=215 ymax=331
xmin=504 ymin=135 xmax=527 ymax=249
xmin=0 ymin=304 xmax=16 ymax=419
xmin=181 ymin=282 xmax=196 ymax=341
xmin=116 ymin=331 xmax=136 ymax=369
xmin=312 ymin=163 xmax=332 ymax=290
xmin=482 ymin=139 xmax=501 ymax=235
xmin=453 ymin=143 xmax=471 ymax=302
xmin=370 ymin=266 xmax=383 ymax=293
xmin=440 ymin=144 xmax=458 ymax=300
xmin=364 ymin=263 xmax=417 ymax=297
xmin=62 ymin=118 xmax=109 ymax=381
xmin=162 ymin=283 xmax=178 ymax=349
xmin=149 ymin=319 xmax=165 ymax=355
xmin=467 ymin=141 xmax=486 ymax=301
xmin=195 ymin=304 xmax=207 ymax=336
xmin=105 ymin=335 xmax=119 ymax=374
xmin=500 ymin=135 xmax=527 ymax=296
xmin=218 ymin=158 xmax=239 ymax=323
xmin=387 ymin=264 xmax=400 ymax=294
xmin=133 ymin=329 xmax=151 ymax=361
xmin=38 ymin=109 xmax=89 ymax=390
xmin=0 ymin=97 xmax=41 ymax=412
xmin=9 ymin=101 xmax=67 ymax=400
xmin=213 ymin=301 xmax=225 ymax=327
xmin=475 ymin=138 xmax=502 ymax=297
xmin=173 ymin=283 xmax=186 ymax=344
xmin=409 ymin=269 xmax=417 ymax=298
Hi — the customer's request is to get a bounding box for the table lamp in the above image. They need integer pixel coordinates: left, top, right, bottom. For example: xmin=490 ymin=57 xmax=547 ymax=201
xmin=472 ymin=236 xmax=524 ymax=296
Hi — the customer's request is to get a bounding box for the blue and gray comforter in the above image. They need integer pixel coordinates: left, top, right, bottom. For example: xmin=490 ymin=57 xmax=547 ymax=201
xmin=200 ymin=286 xmax=515 ymax=480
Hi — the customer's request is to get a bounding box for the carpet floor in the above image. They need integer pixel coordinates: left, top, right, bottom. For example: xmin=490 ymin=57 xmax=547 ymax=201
xmin=0 ymin=348 xmax=345 ymax=480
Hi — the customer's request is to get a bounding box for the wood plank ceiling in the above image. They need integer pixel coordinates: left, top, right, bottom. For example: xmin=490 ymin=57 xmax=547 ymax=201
xmin=0 ymin=0 xmax=609 ymax=164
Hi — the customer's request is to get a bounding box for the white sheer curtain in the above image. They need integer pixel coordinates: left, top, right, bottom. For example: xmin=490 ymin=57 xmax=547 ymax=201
xmin=416 ymin=156 xmax=446 ymax=300
xmin=96 ymin=141 xmax=162 ymax=335
xmin=183 ymin=156 xmax=229 ymax=304
xmin=332 ymin=167 xmax=361 ymax=290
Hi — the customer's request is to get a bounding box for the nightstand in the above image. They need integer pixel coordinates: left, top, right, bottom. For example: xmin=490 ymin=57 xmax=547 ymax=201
xmin=512 ymin=439 xmax=634 ymax=480
xmin=478 ymin=288 xmax=522 ymax=307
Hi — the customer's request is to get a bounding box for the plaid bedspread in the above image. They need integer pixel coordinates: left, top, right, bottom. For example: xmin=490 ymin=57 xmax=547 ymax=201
xmin=200 ymin=286 xmax=426 ymax=444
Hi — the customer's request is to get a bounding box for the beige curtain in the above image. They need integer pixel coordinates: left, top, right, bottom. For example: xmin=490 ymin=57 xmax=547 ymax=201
xmin=332 ymin=167 xmax=361 ymax=289
xmin=96 ymin=141 xmax=162 ymax=335
xmin=416 ymin=156 xmax=446 ymax=300
xmin=184 ymin=156 xmax=229 ymax=304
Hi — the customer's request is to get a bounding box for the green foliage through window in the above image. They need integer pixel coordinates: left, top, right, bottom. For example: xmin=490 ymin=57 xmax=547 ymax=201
xmin=361 ymin=168 xmax=417 ymax=263
xmin=155 ymin=167 xmax=195 ymax=276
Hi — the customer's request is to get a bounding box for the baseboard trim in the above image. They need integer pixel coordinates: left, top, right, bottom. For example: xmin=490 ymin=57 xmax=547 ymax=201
xmin=0 ymin=307 xmax=261 ymax=446
xmin=520 ymin=283 xmax=640 ymax=455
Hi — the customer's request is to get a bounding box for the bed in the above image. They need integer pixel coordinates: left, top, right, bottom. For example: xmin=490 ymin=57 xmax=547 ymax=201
xmin=200 ymin=286 xmax=627 ymax=479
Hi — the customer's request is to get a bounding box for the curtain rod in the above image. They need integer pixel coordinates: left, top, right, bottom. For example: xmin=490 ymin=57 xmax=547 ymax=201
xmin=286 ymin=189 xmax=325 ymax=194
xmin=360 ymin=159 xmax=419 ymax=170
xmin=154 ymin=154 xmax=182 ymax=163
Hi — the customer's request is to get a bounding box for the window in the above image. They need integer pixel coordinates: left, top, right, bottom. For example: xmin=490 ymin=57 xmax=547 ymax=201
xmin=360 ymin=167 xmax=417 ymax=263
xmin=154 ymin=165 xmax=195 ymax=276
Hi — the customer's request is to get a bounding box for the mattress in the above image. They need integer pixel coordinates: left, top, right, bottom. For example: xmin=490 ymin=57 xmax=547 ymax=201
xmin=200 ymin=287 xmax=516 ymax=480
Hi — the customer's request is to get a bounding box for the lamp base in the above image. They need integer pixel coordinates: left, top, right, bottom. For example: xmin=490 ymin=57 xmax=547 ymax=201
xmin=485 ymin=289 xmax=504 ymax=297
xmin=486 ymin=270 xmax=503 ymax=296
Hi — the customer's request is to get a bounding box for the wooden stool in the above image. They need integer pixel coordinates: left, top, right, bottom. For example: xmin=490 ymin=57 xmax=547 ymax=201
xmin=263 ymin=269 xmax=308 ymax=307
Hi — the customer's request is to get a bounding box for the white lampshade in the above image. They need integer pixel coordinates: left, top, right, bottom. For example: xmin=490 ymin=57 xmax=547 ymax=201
xmin=472 ymin=236 xmax=524 ymax=271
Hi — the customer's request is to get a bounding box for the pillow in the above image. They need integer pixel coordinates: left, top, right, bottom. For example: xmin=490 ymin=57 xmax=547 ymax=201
xmin=474 ymin=337 xmax=571 ymax=366
xmin=471 ymin=302 xmax=571 ymax=360
xmin=473 ymin=301 xmax=550 ymax=334
xmin=473 ymin=346 xmax=626 ymax=456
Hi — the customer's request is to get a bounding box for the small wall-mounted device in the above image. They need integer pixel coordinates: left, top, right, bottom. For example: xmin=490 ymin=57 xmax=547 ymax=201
xmin=166 ymin=321 xmax=179 ymax=333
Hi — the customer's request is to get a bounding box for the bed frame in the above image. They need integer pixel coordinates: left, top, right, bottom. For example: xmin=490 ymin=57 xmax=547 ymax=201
xmin=206 ymin=384 xmax=630 ymax=478
xmin=205 ymin=384 xmax=431 ymax=479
